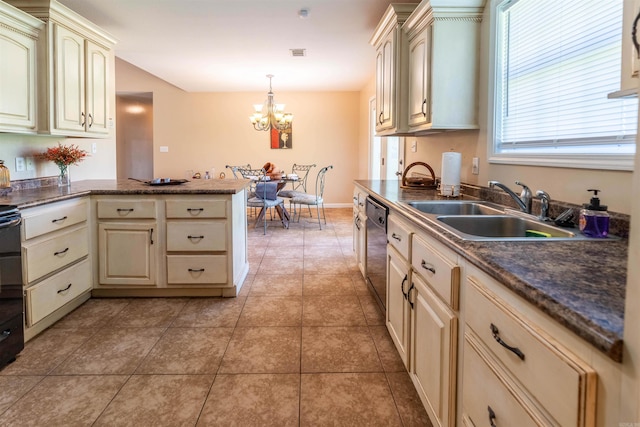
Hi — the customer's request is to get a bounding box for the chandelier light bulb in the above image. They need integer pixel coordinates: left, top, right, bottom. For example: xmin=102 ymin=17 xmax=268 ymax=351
xmin=249 ymin=75 xmax=293 ymax=132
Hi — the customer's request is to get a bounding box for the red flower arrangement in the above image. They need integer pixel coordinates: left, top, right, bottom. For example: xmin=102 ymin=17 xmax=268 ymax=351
xmin=38 ymin=143 xmax=88 ymax=168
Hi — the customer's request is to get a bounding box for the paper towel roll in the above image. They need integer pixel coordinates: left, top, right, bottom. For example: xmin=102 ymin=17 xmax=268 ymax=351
xmin=441 ymin=152 xmax=461 ymax=196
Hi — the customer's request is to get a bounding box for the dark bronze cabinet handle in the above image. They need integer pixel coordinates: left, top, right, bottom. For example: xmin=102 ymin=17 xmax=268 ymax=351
xmin=421 ymin=260 xmax=435 ymax=274
xmin=407 ymin=283 xmax=415 ymax=309
xmin=490 ymin=323 xmax=525 ymax=360
xmin=188 ymin=235 xmax=204 ymax=240
xmin=188 ymin=268 xmax=205 ymax=273
xmin=52 ymin=216 xmax=67 ymax=223
xmin=633 ymin=9 xmax=640 ymax=59
xmin=391 ymin=233 xmax=402 ymax=241
xmin=116 ymin=208 xmax=134 ymax=212
xmin=54 ymin=247 xmax=69 ymax=256
xmin=81 ymin=112 xmax=85 ymax=126
xmin=401 ymin=274 xmax=408 ymax=299
xmin=88 ymin=113 xmax=93 ymax=128
xmin=378 ymin=111 xmax=383 ymax=124
xmin=488 ymin=406 xmax=497 ymax=427
xmin=187 ymin=208 xmax=204 ymax=212
xmin=421 ymin=99 xmax=427 ymax=117
xmin=150 ymin=228 xmax=154 ymax=245
xmin=57 ymin=283 xmax=72 ymax=294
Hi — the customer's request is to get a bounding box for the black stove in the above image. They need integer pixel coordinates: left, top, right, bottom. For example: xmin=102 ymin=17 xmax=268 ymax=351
xmin=0 ymin=204 xmax=24 ymax=368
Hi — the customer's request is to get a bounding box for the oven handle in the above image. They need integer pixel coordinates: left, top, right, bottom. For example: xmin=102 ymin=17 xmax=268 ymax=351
xmin=0 ymin=217 xmax=21 ymax=229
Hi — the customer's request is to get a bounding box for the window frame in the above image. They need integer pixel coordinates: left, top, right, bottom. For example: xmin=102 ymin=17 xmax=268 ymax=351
xmin=487 ymin=0 xmax=635 ymax=171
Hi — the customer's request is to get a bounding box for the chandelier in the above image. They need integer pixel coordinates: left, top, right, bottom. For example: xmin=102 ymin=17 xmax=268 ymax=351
xmin=250 ymin=74 xmax=293 ymax=132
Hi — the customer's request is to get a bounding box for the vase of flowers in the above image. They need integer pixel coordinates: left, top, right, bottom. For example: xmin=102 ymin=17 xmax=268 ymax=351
xmin=38 ymin=143 xmax=88 ymax=187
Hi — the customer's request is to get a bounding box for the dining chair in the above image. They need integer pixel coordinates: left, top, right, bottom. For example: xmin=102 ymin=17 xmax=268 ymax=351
xmin=290 ymin=165 xmax=333 ymax=230
xmin=237 ymin=166 xmax=266 ymax=218
xmin=225 ymin=164 xmax=251 ymax=179
xmin=278 ymin=163 xmax=316 ymax=217
xmin=248 ymin=181 xmax=288 ymax=234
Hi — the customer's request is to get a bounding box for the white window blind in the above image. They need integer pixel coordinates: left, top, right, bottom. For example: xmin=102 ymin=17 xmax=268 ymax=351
xmin=495 ymin=0 xmax=637 ymax=156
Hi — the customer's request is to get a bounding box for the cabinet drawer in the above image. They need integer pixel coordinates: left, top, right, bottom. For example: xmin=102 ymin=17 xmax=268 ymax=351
xmin=167 ymin=255 xmax=227 ymax=284
xmin=462 ymin=334 xmax=542 ymax=427
xmin=23 ymin=226 xmax=88 ymax=284
xmin=465 ymin=277 xmax=596 ymax=427
xmin=97 ymin=200 xmax=156 ymax=219
xmin=387 ymin=214 xmax=412 ymax=259
xmin=166 ymin=221 xmax=226 ymax=252
xmin=22 ymin=198 xmax=87 ymax=240
xmin=26 ymin=259 xmax=91 ymax=326
xmin=411 ymin=234 xmax=459 ymax=309
xmin=165 ymin=200 xmax=226 ymax=218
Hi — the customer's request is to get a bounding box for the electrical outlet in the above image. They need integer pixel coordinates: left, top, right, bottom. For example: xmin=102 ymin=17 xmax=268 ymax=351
xmin=26 ymin=157 xmax=35 ymax=171
xmin=472 ymin=157 xmax=479 ymax=175
xmin=411 ymin=140 xmax=417 ymax=153
xmin=160 ymin=146 xmax=169 ymax=152
xmin=92 ymin=142 xmax=97 ymax=154
xmin=15 ymin=157 xmax=25 ymax=172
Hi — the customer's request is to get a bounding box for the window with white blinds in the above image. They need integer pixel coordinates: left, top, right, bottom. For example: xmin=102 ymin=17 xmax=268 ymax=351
xmin=493 ymin=0 xmax=637 ymax=167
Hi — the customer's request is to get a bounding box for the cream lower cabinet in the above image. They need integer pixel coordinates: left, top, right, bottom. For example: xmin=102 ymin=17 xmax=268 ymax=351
xmin=21 ymin=197 xmax=92 ymax=340
xmin=98 ymin=221 xmax=156 ymax=286
xmin=462 ymin=272 xmax=597 ymax=426
xmin=97 ymin=198 xmax=157 ymax=286
xmin=94 ymin=194 xmax=248 ymax=297
xmin=410 ymin=233 xmax=459 ymax=427
xmin=0 ymin=2 xmax=43 ymax=133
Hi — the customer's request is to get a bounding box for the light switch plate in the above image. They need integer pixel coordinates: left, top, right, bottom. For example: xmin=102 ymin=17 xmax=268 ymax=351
xmin=472 ymin=157 xmax=479 ymax=175
xmin=411 ymin=140 xmax=417 ymax=153
xmin=26 ymin=157 xmax=35 ymax=171
xmin=15 ymin=157 xmax=25 ymax=172
xmin=160 ymin=146 xmax=169 ymax=152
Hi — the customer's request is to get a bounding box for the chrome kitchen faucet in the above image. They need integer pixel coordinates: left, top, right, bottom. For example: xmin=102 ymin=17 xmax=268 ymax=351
xmin=488 ymin=180 xmax=532 ymax=214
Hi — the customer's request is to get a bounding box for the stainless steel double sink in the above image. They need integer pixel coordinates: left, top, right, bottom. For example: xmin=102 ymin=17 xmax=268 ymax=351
xmin=399 ymin=200 xmax=591 ymax=241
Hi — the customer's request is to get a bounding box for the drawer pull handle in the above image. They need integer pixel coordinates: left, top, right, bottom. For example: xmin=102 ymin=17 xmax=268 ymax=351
xmin=407 ymin=283 xmax=415 ymax=309
xmin=52 ymin=216 xmax=68 ymax=223
xmin=0 ymin=329 xmax=11 ymax=343
xmin=117 ymin=208 xmax=134 ymax=213
xmin=421 ymin=260 xmax=436 ymax=274
xmin=488 ymin=406 xmax=497 ymax=427
xmin=490 ymin=323 xmax=525 ymax=360
xmin=401 ymin=274 xmax=408 ymax=300
xmin=57 ymin=283 xmax=72 ymax=294
xmin=150 ymin=228 xmax=154 ymax=245
xmin=54 ymin=247 xmax=69 ymax=256
xmin=188 ymin=268 xmax=205 ymax=273
xmin=187 ymin=208 xmax=204 ymax=212
xmin=391 ymin=233 xmax=402 ymax=242
xmin=188 ymin=235 xmax=204 ymax=240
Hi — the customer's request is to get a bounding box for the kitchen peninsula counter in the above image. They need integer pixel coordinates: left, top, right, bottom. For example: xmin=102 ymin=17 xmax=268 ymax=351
xmin=356 ymin=180 xmax=627 ymax=362
xmin=1 ymin=178 xmax=250 ymax=208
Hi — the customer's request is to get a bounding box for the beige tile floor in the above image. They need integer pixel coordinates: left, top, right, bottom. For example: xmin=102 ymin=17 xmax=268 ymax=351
xmin=0 ymin=208 xmax=431 ymax=426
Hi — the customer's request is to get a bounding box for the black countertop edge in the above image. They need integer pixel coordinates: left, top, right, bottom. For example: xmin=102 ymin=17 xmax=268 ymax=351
xmin=355 ymin=180 xmax=626 ymax=363
xmin=0 ymin=179 xmax=251 ymax=209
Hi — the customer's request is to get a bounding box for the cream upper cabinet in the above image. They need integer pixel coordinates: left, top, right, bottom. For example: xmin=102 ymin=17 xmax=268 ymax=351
xmin=0 ymin=2 xmax=43 ymax=133
xmin=5 ymin=0 xmax=115 ymax=137
xmin=370 ymin=4 xmax=416 ymax=135
xmin=610 ymin=0 xmax=640 ymax=97
xmin=403 ymin=1 xmax=484 ymax=133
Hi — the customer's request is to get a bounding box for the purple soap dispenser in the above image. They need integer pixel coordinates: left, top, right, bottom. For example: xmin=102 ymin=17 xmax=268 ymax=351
xmin=579 ymin=189 xmax=610 ymax=238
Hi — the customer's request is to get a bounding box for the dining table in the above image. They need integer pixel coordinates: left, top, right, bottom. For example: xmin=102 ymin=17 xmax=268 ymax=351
xmin=251 ymin=177 xmax=298 ymax=229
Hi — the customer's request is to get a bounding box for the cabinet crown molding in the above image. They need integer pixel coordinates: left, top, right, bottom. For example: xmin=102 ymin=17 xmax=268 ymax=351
xmin=370 ymin=3 xmax=417 ymax=46
xmin=0 ymin=1 xmax=44 ymax=38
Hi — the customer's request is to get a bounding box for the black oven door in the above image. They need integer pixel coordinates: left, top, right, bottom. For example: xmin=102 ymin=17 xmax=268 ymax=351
xmin=365 ymin=197 xmax=388 ymax=311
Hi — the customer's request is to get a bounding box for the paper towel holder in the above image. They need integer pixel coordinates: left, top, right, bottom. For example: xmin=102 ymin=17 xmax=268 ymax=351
xmin=401 ymin=162 xmax=438 ymax=189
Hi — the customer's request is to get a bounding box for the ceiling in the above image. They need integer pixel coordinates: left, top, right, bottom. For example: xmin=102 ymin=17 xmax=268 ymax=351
xmin=57 ymin=0 xmax=420 ymax=93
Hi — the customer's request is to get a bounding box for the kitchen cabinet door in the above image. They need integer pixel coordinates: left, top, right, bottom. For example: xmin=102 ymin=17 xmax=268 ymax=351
xmin=98 ymin=222 xmax=157 ymax=286
xmin=54 ymin=24 xmax=86 ymax=133
xmin=0 ymin=4 xmax=42 ymax=133
xmin=386 ymin=244 xmax=411 ymax=368
xmin=85 ymin=40 xmax=109 ymax=135
xmin=410 ymin=273 xmax=457 ymax=427
xmin=407 ymin=23 xmax=431 ymax=128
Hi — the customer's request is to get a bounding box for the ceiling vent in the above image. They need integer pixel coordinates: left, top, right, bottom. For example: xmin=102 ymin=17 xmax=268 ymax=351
xmin=290 ymin=48 xmax=306 ymax=57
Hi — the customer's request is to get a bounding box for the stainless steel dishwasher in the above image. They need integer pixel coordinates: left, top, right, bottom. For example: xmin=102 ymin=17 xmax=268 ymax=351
xmin=365 ymin=196 xmax=388 ymax=311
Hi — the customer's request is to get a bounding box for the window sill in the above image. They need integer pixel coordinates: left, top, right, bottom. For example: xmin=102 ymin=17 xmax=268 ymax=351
xmin=488 ymin=153 xmax=635 ymax=172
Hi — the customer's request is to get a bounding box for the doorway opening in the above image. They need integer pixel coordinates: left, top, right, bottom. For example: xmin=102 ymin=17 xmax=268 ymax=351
xmin=369 ymin=97 xmax=404 ymax=180
xmin=116 ymin=92 xmax=154 ymax=180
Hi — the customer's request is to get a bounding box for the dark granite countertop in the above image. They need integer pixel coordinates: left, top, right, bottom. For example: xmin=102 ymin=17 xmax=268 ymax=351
xmin=0 ymin=179 xmax=250 ymax=209
xmin=355 ymin=180 xmax=627 ymax=362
